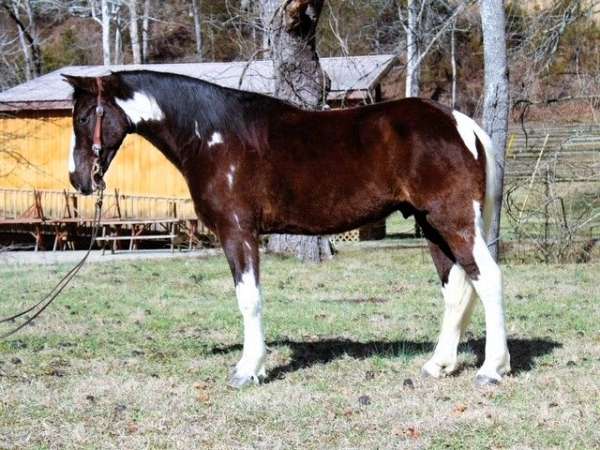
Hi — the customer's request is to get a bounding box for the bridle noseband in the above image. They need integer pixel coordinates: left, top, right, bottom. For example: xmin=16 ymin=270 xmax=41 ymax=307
xmin=92 ymin=77 xmax=104 ymax=157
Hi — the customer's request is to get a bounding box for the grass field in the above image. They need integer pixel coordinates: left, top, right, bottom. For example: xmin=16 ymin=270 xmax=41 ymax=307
xmin=0 ymin=245 xmax=599 ymax=449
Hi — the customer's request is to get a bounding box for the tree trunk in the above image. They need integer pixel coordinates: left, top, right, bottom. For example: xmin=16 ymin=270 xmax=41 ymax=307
xmin=13 ymin=4 xmax=33 ymax=80
xmin=191 ymin=0 xmax=203 ymax=61
xmin=23 ymin=0 xmax=41 ymax=77
xmin=114 ymin=13 xmax=123 ymax=65
xmin=128 ymin=0 xmax=142 ymax=64
xmin=5 ymin=0 xmax=41 ymax=80
xmin=405 ymin=0 xmax=421 ymax=97
xmin=141 ymin=0 xmax=151 ymax=62
xmin=260 ymin=0 xmax=333 ymax=262
xmin=450 ymin=18 xmax=457 ymax=108
xmin=480 ymin=0 xmax=509 ymax=261
xmin=101 ymin=0 xmax=111 ymax=65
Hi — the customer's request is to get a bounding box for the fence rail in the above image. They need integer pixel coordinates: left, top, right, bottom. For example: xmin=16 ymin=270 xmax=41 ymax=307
xmin=0 ymin=188 xmax=197 ymax=221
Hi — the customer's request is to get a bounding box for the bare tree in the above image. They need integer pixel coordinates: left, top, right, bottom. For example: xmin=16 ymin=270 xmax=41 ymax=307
xmin=399 ymin=1 xmax=467 ymax=98
xmin=113 ymin=3 xmax=124 ymax=64
xmin=141 ymin=0 xmax=150 ymax=62
xmin=480 ymin=0 xmax=509 ymax=260
xmin=404 ymin=0 xmax=422 ymax=96
xmin=191 ymin=0 xmax=202 ymax=61
xmin=450 ymin=16 xmax=457 ymax=108
xmin=2 ymin=0 xmax=41 ymax=80
xmin=128 ymin=0 xmax=142 ymax=64
xmin=260 ymin=0 xmax=333 ymax=262
xmin=101 ymin=0 xmax=111 ymax=64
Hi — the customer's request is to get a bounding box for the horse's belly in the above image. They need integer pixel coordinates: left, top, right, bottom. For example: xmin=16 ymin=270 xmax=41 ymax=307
xmin=262 ymin=186 xmax=396 ymax=235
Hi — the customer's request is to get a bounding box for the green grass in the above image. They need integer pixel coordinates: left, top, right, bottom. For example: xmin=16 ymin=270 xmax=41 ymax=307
xmin=0 ymin=246 xmax=599 ymax=449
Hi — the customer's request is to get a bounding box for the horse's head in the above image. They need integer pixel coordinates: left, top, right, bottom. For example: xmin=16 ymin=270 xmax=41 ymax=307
xmin=63 ymin=74 xmax=131 ymax=195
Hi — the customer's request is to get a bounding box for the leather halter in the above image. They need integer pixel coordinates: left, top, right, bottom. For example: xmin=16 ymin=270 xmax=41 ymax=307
xmin=92 ymin=77 xmax=104 ymax=156
xmin=90 ymin=77 xmax=105 ymax=192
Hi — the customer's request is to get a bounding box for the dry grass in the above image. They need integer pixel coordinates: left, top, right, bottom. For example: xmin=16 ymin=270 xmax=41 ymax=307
xmin=0 ymin=246 xmax=599 ymax=449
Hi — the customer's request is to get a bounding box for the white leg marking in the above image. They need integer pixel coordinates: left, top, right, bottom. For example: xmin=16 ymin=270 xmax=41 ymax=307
xmin=68 ymin=133 xmax=76 ymax=173
xmin=234 ymin=269 xmax=266 ymax=383
xmin=423 ymin=264 xmax=476 ymax=377
xmin=115 ymin=92 xmax=164 ymax=125
xmin=471 ymin=201 xmax=510 ymax=381
xmin=207 ymin=131 xmax=224 ymax=148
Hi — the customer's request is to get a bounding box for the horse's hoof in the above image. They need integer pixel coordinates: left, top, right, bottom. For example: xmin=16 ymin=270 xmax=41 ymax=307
xmin=475 ymin=374 xmax=500 ymax=387
xmin=228 ymin=373 xmax=254 ymax=389
xmin=421 ymin=360 xmax=444 ymax=379
xmin=421 ymin=367 xmax=435 ymax=379
xmin=228 ymin=369 xmax=263 ymax=389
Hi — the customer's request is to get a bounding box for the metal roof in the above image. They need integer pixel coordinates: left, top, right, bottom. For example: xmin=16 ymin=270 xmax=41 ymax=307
xmin=0 ymin=54 xmax=396 ymax=112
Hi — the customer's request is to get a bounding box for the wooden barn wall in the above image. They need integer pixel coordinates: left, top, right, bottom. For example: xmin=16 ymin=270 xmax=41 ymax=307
xmin=0 ymin=111 xmax=190 ymax=198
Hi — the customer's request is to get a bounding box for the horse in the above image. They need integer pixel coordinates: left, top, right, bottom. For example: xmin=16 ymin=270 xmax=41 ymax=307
xmin=63 ymin=70 xmax=510 ymax=388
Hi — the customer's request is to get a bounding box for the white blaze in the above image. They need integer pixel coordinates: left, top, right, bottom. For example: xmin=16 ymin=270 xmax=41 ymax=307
xmin=68 ymin=133 xmax=76 ymax=173
xmin=115 ymin=91 xmax=164 ymax=125
xmin=208 ymin=131 xmax=224 ymax=148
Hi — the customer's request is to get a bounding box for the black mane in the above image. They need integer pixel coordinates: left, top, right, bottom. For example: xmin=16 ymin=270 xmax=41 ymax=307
xmin=115 ymin=70 xmax=292 ymax=147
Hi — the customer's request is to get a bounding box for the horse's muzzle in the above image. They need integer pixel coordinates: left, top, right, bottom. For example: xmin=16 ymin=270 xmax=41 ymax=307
xmin=69 ymin=171 xmax=94 ymax=196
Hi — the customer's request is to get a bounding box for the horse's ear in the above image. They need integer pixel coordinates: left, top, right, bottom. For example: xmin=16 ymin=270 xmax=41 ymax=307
xmin=62 ymin=75 xmax=98 ymax=95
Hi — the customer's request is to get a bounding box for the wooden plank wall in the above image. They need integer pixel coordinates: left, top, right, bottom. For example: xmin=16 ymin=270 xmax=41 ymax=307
xmin=0 ymin=111 xmax=190 ymax=197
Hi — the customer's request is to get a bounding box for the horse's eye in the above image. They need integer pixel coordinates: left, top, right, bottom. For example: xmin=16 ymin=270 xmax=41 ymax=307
xmin=78 ymin=116 xmax=88 ymax=125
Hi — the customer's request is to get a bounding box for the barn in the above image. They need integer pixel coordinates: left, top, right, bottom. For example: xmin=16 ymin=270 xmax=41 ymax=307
xmin=0 ymin=55 xmax=396 ymax=249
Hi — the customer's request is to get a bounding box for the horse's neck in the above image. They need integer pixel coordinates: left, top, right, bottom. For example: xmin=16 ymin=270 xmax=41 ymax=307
xmin=118 ymin=86 xmax=193 ymax=168
xmin=117 ymin=74 xmax=266 ymax=174
xmin=133 ymin=121 xmax=186 ymax=171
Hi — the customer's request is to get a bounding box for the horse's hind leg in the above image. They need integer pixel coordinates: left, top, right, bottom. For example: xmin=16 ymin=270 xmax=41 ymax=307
xmin=220 ymin=230 xmax=266 ymax=388
xmin=427 ymin=205 xmax=510 ymax=385
xmin=467 ymin=204 xmax=510 ymax=385
xmin=421 ymin=240 xmax=477 ymax=378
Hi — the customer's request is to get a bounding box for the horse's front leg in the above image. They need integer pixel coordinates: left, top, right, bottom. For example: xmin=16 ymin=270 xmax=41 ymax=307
xmin=220 ymin=230 xmax=266 ymax=388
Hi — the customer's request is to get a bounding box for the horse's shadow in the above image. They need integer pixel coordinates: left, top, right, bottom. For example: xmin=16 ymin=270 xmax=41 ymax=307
xmin=211 ymin=337 xmax=561 ymax=382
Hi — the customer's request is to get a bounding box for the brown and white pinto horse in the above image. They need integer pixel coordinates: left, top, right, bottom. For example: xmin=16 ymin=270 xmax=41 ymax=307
xmin=64 ymin=70 xmax=510 ymax=388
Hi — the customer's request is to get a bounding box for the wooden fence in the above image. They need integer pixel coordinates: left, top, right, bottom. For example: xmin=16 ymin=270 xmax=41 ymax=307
xmin=503 ymin=123 xmax=600 ymax=260
xmin=0 ymin=188 xmax=199 ymax=220
xmin=506 ymin=123 xmax=600 ymax=181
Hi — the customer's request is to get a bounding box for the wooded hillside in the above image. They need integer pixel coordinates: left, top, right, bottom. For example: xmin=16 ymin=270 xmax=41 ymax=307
xmin=1 ymin=1 xmax=599 ymax=121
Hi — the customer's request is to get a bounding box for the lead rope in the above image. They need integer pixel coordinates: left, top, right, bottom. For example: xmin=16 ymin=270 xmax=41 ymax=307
xmin=0 ymin=187 xmax=104 ymax=339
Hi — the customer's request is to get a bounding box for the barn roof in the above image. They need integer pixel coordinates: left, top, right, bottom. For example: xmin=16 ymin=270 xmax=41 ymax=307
xmin=0 ymin=54 xmax=396 ymax=112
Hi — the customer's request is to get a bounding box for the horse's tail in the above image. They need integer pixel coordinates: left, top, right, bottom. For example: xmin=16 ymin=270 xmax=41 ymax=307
xmin=452 ymin=110 xmax=497 ymax=240
xmin=474 ymin=125 xmax=497 ymax=240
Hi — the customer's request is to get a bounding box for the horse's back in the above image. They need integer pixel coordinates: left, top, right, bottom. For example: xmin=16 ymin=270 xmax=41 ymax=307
xmin=256 ymin=98 xmax=484 ymax=234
